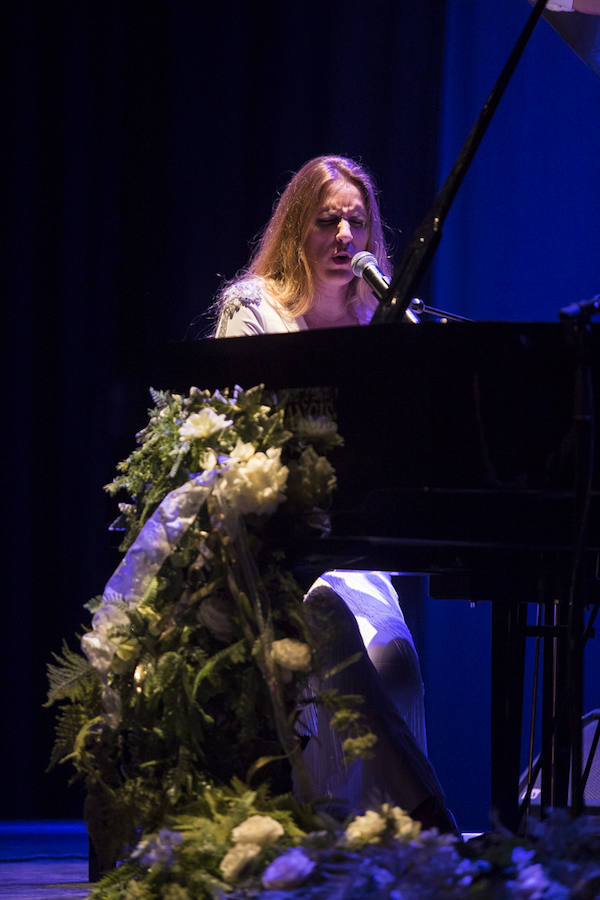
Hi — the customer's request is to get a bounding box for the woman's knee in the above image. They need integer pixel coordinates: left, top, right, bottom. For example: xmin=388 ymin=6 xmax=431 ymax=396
xmin=369 ymin=638 xmax=424 ymax=694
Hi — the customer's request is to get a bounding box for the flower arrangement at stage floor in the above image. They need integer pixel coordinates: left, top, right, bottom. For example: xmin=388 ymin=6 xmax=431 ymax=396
xmin=46 ymin=384 xmax=600 ymax=900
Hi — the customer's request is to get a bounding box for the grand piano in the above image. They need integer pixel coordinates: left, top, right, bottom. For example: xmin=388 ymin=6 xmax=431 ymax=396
xmin=161 ymin=320 xmax=600 ymax=830
xmin=156 ymin=0 xmax=600 ymax=832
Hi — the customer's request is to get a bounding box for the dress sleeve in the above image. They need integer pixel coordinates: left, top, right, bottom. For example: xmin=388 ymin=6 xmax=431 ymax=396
xmin=215 ymin=283 xmax=267 ymax=337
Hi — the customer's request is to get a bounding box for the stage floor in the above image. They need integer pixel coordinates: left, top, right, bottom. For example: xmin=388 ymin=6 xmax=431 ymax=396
xmin=0 ymin=822 xmax=89 ymax=900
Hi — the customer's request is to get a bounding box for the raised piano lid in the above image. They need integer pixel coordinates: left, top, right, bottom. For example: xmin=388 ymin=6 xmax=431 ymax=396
xmin=542 ymin=5 xmax=600 ymax=78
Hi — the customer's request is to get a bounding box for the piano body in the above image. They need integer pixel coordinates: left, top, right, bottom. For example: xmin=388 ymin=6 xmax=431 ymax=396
xmin=161 ymin=321 xmax=600 ymax=830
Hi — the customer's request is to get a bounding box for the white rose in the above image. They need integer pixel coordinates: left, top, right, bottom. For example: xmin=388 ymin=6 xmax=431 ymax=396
xmin=230 ymin=440 xmax=255 ymax=461
xmin=261 ymin=848 xmax=316 ymax=890
xmin=178 ymin=408 xmax=232 ymax=441
xmin=271 ymin=639 xmax=312 ymax=672
xmin=344 ymin=810 xmax=387 ymax=846
xmin=219 ymin=842 xmax=261 ymax=882
xmin=200 ymin=449 xmax=218 ymax=472
xmin=231 ymin=815 xmax=284 ymax=847
xmin=216 ymin=447 xmax=288 ymax=517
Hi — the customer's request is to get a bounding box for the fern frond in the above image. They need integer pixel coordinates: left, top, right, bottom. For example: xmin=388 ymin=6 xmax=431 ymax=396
xmin=192 ymin=639 xmax=247 ymax=697
xmin=45 ymin=640 xmax=97 ymax=706
xmin=47 ymin=703 xmax=93 ymax=771
xmin=83 ymin=861 xmax=140 ymax=897
xmin=61 ymin=716 xmax=106 ymax=776
xmin=149 ymin=386 xmax=171 ymax=409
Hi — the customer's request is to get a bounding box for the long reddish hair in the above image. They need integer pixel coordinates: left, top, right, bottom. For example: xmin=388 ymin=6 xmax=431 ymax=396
xmin=244 ymin=155 xmax=390 ymax=319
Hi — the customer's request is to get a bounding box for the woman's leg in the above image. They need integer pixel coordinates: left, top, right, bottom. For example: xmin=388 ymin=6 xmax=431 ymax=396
xmin=302 ymin=585 xmax=457 ymax=833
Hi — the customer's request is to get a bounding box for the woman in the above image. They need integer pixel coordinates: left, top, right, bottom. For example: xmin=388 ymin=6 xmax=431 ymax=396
xmin=215 ymin=155 xmax=389 ymax=336
xmin=215 ymin=156 xmax=457 ymax=833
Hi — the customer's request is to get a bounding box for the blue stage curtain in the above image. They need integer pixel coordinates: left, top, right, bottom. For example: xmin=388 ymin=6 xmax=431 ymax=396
xmin=4 ymin=0 xmax=446 ymax=819
xmin=433 ymin=0 xmax=600 ymax=321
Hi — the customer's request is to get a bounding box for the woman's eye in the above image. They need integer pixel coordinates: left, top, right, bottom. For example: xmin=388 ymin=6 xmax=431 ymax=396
xmin=315 ymin=216 xmax=366 ymax=228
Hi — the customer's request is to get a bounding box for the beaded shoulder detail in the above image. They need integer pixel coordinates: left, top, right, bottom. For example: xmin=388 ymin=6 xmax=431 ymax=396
xmin=218 ymin=278 xmax=265 ymax=319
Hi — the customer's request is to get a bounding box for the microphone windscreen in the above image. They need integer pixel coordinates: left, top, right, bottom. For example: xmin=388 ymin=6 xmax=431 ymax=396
xmin=351 ymin=251 xmax=379 ymax=278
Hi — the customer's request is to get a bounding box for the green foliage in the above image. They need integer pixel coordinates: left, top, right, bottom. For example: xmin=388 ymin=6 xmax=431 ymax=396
xmin=80 ymin=862 xmax=143 ymax=899
xmin=45 ymin=640 xmax=97 ymax=706
xmin=47 ymin=701 xmax=98 ymax=772
xmin=45 ymin=641 xmax=103 ymax=773
xmin=286 ymin=446 xmax=337 ymax=511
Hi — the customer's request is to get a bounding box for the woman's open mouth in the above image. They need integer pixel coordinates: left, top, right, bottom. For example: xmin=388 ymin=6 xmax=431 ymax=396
xmin=332 ymin=251 xmax=351 ymax=264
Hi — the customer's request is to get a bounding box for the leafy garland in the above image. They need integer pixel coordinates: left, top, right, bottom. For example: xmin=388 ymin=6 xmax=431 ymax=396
xmin=46 ymin=384 xmax=600 ymax=899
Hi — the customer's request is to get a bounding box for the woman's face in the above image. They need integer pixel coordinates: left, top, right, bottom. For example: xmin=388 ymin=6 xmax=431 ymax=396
xmin=304 ymin=178 xmax=369 ymax=291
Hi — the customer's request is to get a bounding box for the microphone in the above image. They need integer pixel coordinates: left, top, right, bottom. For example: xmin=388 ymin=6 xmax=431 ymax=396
xmin=352 ymin=251 xmax=420 ymax=324
xmin=351 ymin=251 xmax=391 ymax=302
xmin=559 ymin=294 xmax=600 ymax=321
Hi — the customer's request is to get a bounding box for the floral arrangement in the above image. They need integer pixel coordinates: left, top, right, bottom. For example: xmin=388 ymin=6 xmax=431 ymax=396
xmin=45 ymin=384 xmax=372 ymax=878
xmin=46 ymin=384 xmax=600 ymax=899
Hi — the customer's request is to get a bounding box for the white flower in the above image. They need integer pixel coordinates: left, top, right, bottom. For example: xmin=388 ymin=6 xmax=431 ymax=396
xmin=216 ymin=446 xmax=288 ymax=517
xmin=81 ymin=600 xmax=140 ymax=679
xmin=230 ymin=440 xmax=255 ymax=461
xmin=386 ymin=805 xmax=421 ymax=841
xmin=131 ymin=828 xmax=183 ymax=869
xmin=512 ymin=846 xmax=537 ymax=867
xmin=261 ymin=848 xmax=315 ymax=889
xmin=271 ymin=638 xmax=312 ymax=672
xmin=344 ymin=810 xmax=387 ymax=846
xmin=81 ymin=631 xmax=116 ymax=674
xmin=231 ymin=815 xmax=284 ymax=847
xmin=200 ymin=449 xmax=218 ymax=472
xmin=219 ymin=842 xmax=261 ymax=882
xmin=178 ymin=408 xmax=232 ymax=441
xmin=512 ymin=862 xmax=552 ymax=899
xmin=90 ymin=602 xmax=130 ymax=639
xmin=294 ymin=416 xmax=341 ymax=447
xmin=371 ymin=866 xmax=395 ymax=887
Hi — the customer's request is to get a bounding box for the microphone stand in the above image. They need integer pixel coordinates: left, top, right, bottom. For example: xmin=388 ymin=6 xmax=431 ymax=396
xmin=372 ymin=0 xmax=551 ymax=325
xmin=408 ymin=298 xmax=472 ymax=324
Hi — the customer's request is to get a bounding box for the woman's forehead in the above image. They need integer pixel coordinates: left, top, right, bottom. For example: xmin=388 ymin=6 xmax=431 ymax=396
xmin=317 ymin=179 xmax=367 ymax=215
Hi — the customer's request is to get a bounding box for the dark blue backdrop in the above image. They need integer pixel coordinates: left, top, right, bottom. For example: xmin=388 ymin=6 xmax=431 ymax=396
xmin=4 ymin=0 xmax=599 ymax=832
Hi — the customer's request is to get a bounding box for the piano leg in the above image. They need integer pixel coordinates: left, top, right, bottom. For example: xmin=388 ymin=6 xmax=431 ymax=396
xmin=541 ymin=589 xmax=570 ymax=811
xmin=490 ymin=564 xmax=585 ymax=831
xmin=490 ymin=589 xmax=527 ymax=832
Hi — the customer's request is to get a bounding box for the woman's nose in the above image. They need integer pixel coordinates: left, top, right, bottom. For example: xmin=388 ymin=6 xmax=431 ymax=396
xmin=336 ymin=217 xmax=353 ymax=244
